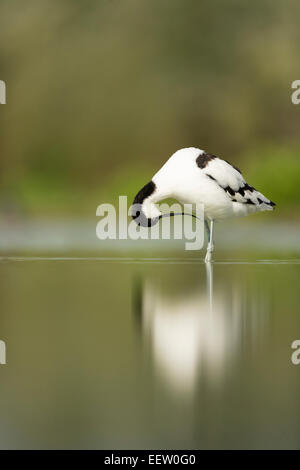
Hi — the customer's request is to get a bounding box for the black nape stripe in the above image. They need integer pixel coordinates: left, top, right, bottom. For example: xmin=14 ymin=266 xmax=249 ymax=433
xmin=196 ymin=152 xmax=216 ymax=169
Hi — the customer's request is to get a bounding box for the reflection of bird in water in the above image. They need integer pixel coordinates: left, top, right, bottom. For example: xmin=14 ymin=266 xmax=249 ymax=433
xmin=134 ymin=264 xmax=268 ymax=396
xmin=131 ymin=147 xmax=275 ymax=261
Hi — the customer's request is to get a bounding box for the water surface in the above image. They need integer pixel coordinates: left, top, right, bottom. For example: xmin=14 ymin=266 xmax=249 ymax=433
xmin=0 ymin=257 xmax=299 ymax=449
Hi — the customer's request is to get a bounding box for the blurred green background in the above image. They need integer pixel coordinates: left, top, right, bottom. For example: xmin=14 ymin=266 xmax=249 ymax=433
xmin=1 ymin=2 xmax=300 ymax=450
xmin=0 ymin=0 xmax=299 ymax=220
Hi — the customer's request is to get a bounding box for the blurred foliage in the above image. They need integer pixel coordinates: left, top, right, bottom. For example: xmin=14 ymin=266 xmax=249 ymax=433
xmin=0 ymin=0 xmax=299 ymax=217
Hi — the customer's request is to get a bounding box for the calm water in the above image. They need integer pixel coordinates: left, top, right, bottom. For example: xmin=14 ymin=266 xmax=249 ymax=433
xmin=0 ymin=256 xmax=300 ymax=449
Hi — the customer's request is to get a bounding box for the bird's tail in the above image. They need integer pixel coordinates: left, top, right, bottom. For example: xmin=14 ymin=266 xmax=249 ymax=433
xmin=247 ymin=186 xmax=276 ymax=212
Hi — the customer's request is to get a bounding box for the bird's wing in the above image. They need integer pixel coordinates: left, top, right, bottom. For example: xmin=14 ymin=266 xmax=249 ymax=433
xmin=201 ymin=156 xmax=275 ymax=207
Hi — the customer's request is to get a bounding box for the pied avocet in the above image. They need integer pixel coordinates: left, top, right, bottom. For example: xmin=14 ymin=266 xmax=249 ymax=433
xmin=132 ymin=147 xmax=275 ymax=262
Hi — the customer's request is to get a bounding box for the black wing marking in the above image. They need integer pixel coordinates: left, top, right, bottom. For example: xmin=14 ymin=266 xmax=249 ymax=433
xmin=205 ymin=170 xmax=275 ymax=207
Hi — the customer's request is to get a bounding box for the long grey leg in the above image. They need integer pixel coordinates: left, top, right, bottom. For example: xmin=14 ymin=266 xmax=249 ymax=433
xmin=205 ymin=259 xmax=213 ymax=310
xmin=205 ymin=219 xmax=214 ymax=263
xmin=205 ymin=220 xmax=210 ymax=243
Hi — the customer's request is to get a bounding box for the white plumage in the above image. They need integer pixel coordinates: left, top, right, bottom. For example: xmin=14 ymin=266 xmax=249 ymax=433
xmin=132 ymin=147 xmax=275 ymax=261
